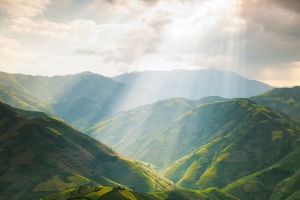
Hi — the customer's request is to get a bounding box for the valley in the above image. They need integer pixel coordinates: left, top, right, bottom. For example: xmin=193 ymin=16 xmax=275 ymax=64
xmin=0 ymin=70 xmax=299 ymax=199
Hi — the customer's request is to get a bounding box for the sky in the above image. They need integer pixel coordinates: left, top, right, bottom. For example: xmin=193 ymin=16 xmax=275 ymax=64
xmin=0 ymin=0 xmax=300 ymax=87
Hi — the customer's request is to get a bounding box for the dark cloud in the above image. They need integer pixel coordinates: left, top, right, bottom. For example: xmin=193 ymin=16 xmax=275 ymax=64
xmin=234 ymin=0 xmax=300 ymax=67
xmin=244 ymin=30 xmax=300 ymax=66
xmin=273 ymin=0 xmax=300 ymax=14
xmin=240 ymin=0 xmax=300 ymax=38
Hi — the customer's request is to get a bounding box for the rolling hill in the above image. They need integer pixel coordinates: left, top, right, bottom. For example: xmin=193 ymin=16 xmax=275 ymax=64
xmin=250 ymin=86 xmax=300 ymax=120
xmin=87 ymin=97 xmax=300 ymax=199
xmin=160 ymin=99 xmax=300 ymax=199
xmin=42 ymin=185 xmax=238 ymax=200
xmin=0 ymin=102 xmax=173 ymax=200
xmin=85 ymin=96 xmax=227 ymax=168
xmin=112 ymin=68 xmax=274 ymax=99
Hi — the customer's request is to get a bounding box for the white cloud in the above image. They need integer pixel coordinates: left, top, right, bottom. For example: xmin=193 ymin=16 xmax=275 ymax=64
xmin=11 ymin=18 xmax=98 ymax=42
xmin=1 ymin=0 xmax=300 ymax=86
xmin=0 ymin=0 xmax=50 ymax=17
xmin=0 ymin=37 xmax=21 ymax=49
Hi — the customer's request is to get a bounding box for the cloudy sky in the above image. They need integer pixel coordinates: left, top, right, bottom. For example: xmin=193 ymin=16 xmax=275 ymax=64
xmin=0 ymin=0 xmax=300 ymax=86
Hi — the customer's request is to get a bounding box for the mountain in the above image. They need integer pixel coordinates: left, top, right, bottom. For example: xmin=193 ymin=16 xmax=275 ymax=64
xmin=161 ymin=99 xmax=300 ymax=197
xmin=42 ymin=185 xmax=238 ymax=200
xmin=0 ymin=71 xmax=159 ymax=129
xmin=250 ymin=86 xmax=300 ymax=120
xmin=112 ymin=68 xmax=274 ymax=99
xmin=0 ymin=69 xmax=273 ymax=130
xmin=0 ymin=102 xmax=173 ymax=200
xmin=85 ymin=96 xmax=227 ymax=168
xmin=87 ymin=97 xmax=300 ymax=199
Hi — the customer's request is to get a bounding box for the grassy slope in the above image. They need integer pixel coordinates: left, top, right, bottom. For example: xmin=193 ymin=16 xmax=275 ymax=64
xmin=42 ymin=185 xmax=238 ymax=200
xmin=162 ymin=99 xmax=300 ymax=193
xmin=85 ymin=97 xmax=227 ymax=169
xmin=0 ymin=102 xmax=173 ymax=200
xmin=222 ymin=147 xmax=300 ymax=199
xmin=250 ymin=86 xmax=300 ymax=120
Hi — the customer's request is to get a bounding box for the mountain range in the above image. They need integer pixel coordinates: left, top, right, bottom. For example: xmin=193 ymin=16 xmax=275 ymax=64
xmin=0 ymin=71 xmax=159 ymax=129
xmin=0 ymin=69 xmax=273 ymax=130
xmin=85 ymin=86 xmax=300 ymax=199
xmin=1 ymin=69 xmax=300 ymax=199
xmin=112 ymin=68 xmax=274 ymax=99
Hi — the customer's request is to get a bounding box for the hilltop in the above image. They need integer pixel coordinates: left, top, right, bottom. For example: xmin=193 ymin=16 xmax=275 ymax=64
xmin=250 ymin=86 xmax=300 ymax=120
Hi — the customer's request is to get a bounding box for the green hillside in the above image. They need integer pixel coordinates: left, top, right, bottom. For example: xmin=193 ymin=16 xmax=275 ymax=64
xmin=162 ymin=99 xmax=300 ymax=193
xmin=222 ymin=146 xmax=300 ymax=199
xmin=42 ymin=185 xmax=238 ymax=200
xmin=0 ymin=102 xmax=173 ymax=200
xmin=86 ymin=96 xmax=300 ymax=199
xmin=250 ymin=86 xmax=300 ymax=120
xmin=85 ymin=97 xmax=227 ymax=168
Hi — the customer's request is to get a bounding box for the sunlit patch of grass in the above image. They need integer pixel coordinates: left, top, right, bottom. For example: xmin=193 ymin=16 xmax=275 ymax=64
xmin=286 ymin=129 xmax=295 ymax=136
xmin=150 ymin=192 xmax=168 ymax=199
xmin=283 ymin=97 xmax=295 ymax=104
xmin=217 ymin=153 xmax=229 ymax=162
xmin=85 ymin=187 xmax=113 ymax=198
xmin=179 ymin=161 xmax=199 ymax=184
xmin=272 ymin=131 xmax=283 ymax=140
xmin=197 ymin=148 xmax=209 ymax=154
xmin=201 ymin=165 xmax=217 ymax=180
xmin=252 ymin=106 xmax=271 ymax=116
xmin=60 ymin=188 xmax=77 ymax=194
xmin=119 ymin=189 xmax=137 ymax=200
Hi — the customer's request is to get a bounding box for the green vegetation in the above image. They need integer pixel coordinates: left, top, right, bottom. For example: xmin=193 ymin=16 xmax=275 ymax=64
xmin=250 ymin=86 xmax=300 ymax=120
xmin=2 ymin=71 xmax=300 ymax=200
xmin=86 ymin=97 xmax=229 ymax=169
xmin=0 ymin=102 xmax=173 ymax=200
xmin=87 ymin=97 xmax=300 ymax=199
xmin=42 ymin=185 xmax=238 ymax=200
xmin=222 ymin=147 xmax=300 ymax=199
xmin=159 ymin=99 xmax=300 ymax=199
